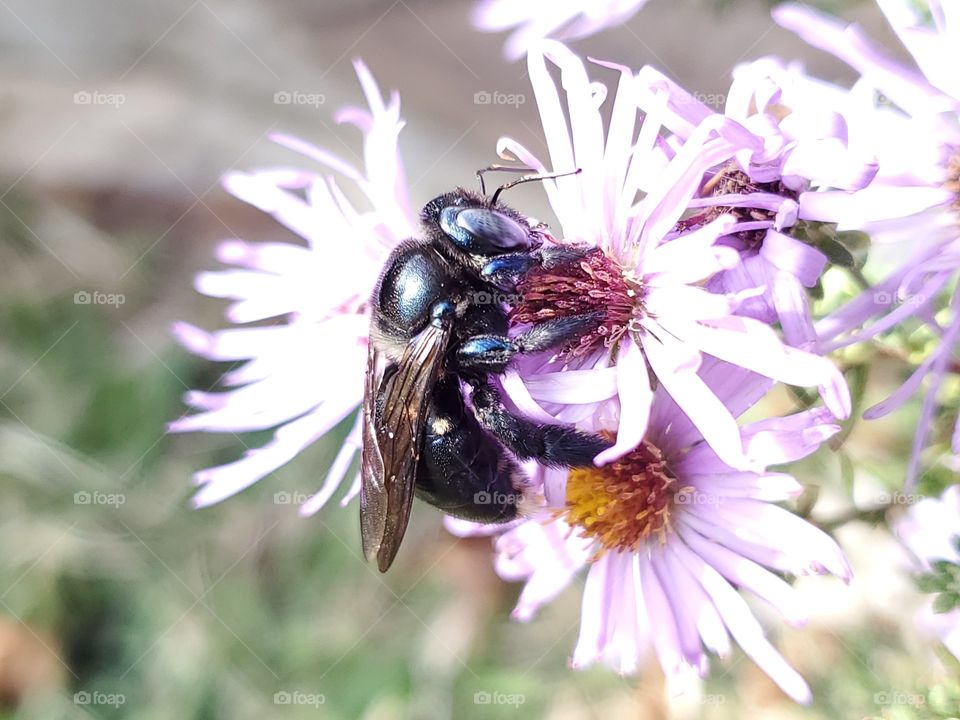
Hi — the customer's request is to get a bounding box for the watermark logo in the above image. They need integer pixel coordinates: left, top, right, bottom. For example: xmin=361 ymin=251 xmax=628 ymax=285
xmin=874 ymin=690 xmax=925 ymax=707
xmin=873 ymin=291 xmax=925 ymax=308
xmin=74 ymin=691 xmax=126 ymax=707
xmin=473 ymin=90 xmax=526 ymax=108
xmin=273 ymin=90 xmax=325 ymax=108
xmin=74 ymin=491 xmax=125 ymax=508
xmin=473 ymin=490 xmax=523 ymax=506
xmin=875 ymin=490 xmax=922 ymax=506
xmin=73 ymin=90 xmax=125 ymax=108
xmin=273 ymin=690 xmax=326 ymax=707
xmin=469 ymin=290 xmax=521 ymax=305
xmin=690 ymin=92 xmax=726 ymax=109
xmin=675 ymin=490 xmax=722 ymax=506
xmin=274 ymin=490 xmax=310 ymax=506
xmin=473 ymin=690 xmax=525 ymax=707
xmin=74 ymin=290 xmax=125 ymax=307
xmin=704 ymin=694 xmax=727 ymax=706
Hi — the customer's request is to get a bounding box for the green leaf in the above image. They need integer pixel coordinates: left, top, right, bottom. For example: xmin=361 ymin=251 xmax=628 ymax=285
xmin=916 ymin=573 xmax=942 ymax=594
xmin=834 ymin=229 xmax=871 ymax=253
xmin=839 ymin=452 xmax=855 ymax=493
xmin=932 ymin=559 xmax=956 ymax=577
xmin=933 ymin=591 xmax=960 ymax=614
xmin=819 ymin=237 xmax=857 ymax=268
xmin=809 ymin=276 xmax=824 ymax=301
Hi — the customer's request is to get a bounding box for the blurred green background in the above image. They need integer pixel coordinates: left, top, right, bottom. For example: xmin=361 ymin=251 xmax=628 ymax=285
xmin=0 ymin=0 xmax=957 ymax=717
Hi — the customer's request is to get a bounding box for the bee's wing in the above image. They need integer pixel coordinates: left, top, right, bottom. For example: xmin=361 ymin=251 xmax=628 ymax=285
xmin=360 ymin=323 xmax=450 ymax=572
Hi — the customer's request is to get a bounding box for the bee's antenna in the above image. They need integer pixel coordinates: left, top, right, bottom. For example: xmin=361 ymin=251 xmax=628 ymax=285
xmin=490 ymin=168 xmax=582 ymax=206
xmin=476 ymin=164 xmax=534 ymax=197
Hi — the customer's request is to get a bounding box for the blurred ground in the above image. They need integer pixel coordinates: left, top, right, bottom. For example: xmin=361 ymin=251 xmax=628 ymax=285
xmin=0 ymin=0 xmax=956 ymax=718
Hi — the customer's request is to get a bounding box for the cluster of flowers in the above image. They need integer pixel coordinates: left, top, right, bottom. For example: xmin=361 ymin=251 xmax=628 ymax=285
xmin=171 ymin=0 xmax=959 ymax=705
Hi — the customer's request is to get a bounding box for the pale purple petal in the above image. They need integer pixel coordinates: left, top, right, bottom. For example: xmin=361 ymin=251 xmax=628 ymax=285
xmin=679 ymin=527 xmax=807 ymax=627
xmin=669 ymin=539 xmax=813 ymax=704
xmin=495 ymin=518 xmax=592 ymax=620
xmin=641 ymin=324 xmax=751 ymax=471
xmin=595 ymin=338 xmax=652 ymax=465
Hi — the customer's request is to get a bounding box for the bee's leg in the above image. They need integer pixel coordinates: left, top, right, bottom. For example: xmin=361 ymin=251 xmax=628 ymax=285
xmin=479 ymin=253 xmax=535 ymax=289
xmin=414 ymin=377 xmax=523 ymax=523
xmin=468 ymin=380 xmax=610 ymax=467
xmin=480 ymin=245 xmax=593 ymax=289
xmin=454 ymin=312 xmax=602 ymax=374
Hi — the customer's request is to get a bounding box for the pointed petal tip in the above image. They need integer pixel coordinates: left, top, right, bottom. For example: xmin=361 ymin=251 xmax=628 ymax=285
xmin=351 ymin=57 xmax=369 ymax=75
xmin=220 ymin=169 xmax=248 ymax=187
xmin=190 ymin=489 xmax=215 ymax=509
xmin=298 ymin=501 xmax=319 ymax=517
xmin=268 ymin=130 xmax=295 ymax=146
xmin=794 ymin=683 xmax=813 ymax=705
xmin=214 ymin=239 xmax=247 ymax=263
xmin=511 ymin=606 xmax=534 ymax=623
xmin=166 ymin=419 xmax=187 ymax=433
xmin=170 ymin=321 xmax=209 ymax=353
xmin=594 ymin=446 xmax=627 ymax=467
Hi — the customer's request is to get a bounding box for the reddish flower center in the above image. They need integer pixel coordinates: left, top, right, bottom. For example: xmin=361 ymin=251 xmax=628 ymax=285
xmin=510 ymin=248 xmax=644 ymax=359
xmin=562 ymin=438 xmax=689 ymax=554
xmin=946 ymin=150 xmax=960 ymax=212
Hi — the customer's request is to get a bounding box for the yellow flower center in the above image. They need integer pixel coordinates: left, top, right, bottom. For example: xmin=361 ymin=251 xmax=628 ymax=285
xmin=562 ymin=438 xmax=685 ymax=554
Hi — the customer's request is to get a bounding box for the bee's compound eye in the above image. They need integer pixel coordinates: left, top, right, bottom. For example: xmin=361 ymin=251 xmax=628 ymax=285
xmin=440 ymin=207 xmax=532 ymax=254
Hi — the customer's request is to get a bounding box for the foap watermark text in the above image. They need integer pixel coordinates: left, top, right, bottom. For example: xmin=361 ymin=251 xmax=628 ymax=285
xmin=74 ymin=491 xmax=125 ymax=508
xmin=474 ymin=690 xmax=525 ymax=707
xmin=75 ymin=290 xmax=125 ymax=307
xmin=274 ymin=90 xmax=325 ymax=108
xmin=74 ymin=90 xmax=125 ymax=108
xmin=274 ymin=690 xmax=325 ymax=707
xmin=473 ymin=90 xmax=526 ymax=108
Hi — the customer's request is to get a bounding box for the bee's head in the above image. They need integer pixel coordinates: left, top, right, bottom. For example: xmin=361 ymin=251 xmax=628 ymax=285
xmin=420 ymin=190 xmax=543 ymax=258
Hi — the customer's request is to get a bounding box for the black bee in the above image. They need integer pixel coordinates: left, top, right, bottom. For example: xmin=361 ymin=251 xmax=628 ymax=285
xmin=360 ymin=168 xmax=610 ymax=572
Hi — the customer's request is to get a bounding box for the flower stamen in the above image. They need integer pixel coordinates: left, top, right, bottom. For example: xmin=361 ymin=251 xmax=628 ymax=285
xmin=561 ymin=438 xmax=679 ymax=555
xmin=676 ymin=160 xmax=795 ymax=247
xmin=945 ymin=149 xmax=960 ymax=213
xmin=511 ymin=248 xmax=645 ymax=359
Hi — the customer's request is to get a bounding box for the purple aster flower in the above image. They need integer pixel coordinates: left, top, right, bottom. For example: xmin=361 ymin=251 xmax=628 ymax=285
xmin=170 ymin=61 xmax=416 ymax=512
xmin=450 ymin=360 xmax=851 ymax=704
xmin=775 ymin=1 xmax=960 ymax=485
xmin=896 ymin=486 xmax=960 ymax=661
xmin=500 ymin=42 xmax=849 ymax=472
xmin=473 ymin=0 xmax=651 ymax=61
xmin=632 ymin=58 xmax=878 ymax=350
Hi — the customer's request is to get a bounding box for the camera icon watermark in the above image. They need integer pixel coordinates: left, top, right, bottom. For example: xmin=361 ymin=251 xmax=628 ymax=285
xmin=273 ymin=490 xmax=310 ymax=505
xmin=273 ymin=690 xmax=325 ymax=707
xmin=473 ymin=690 xmax=525 ymax=707
xmin=273 ymin=90 xmax=326 ymax=108
xmin=73 ymin=691 xmax=126 ymax=707
xmin=74 ymin=490 xmax=126 ymax=508
xmin=74 ymin=290 xmax=125 ymax=307
xmin=73 ymin=90 xmax=126 ymax=108
xmin=473 ymin=90 xmax=526 ymax=108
